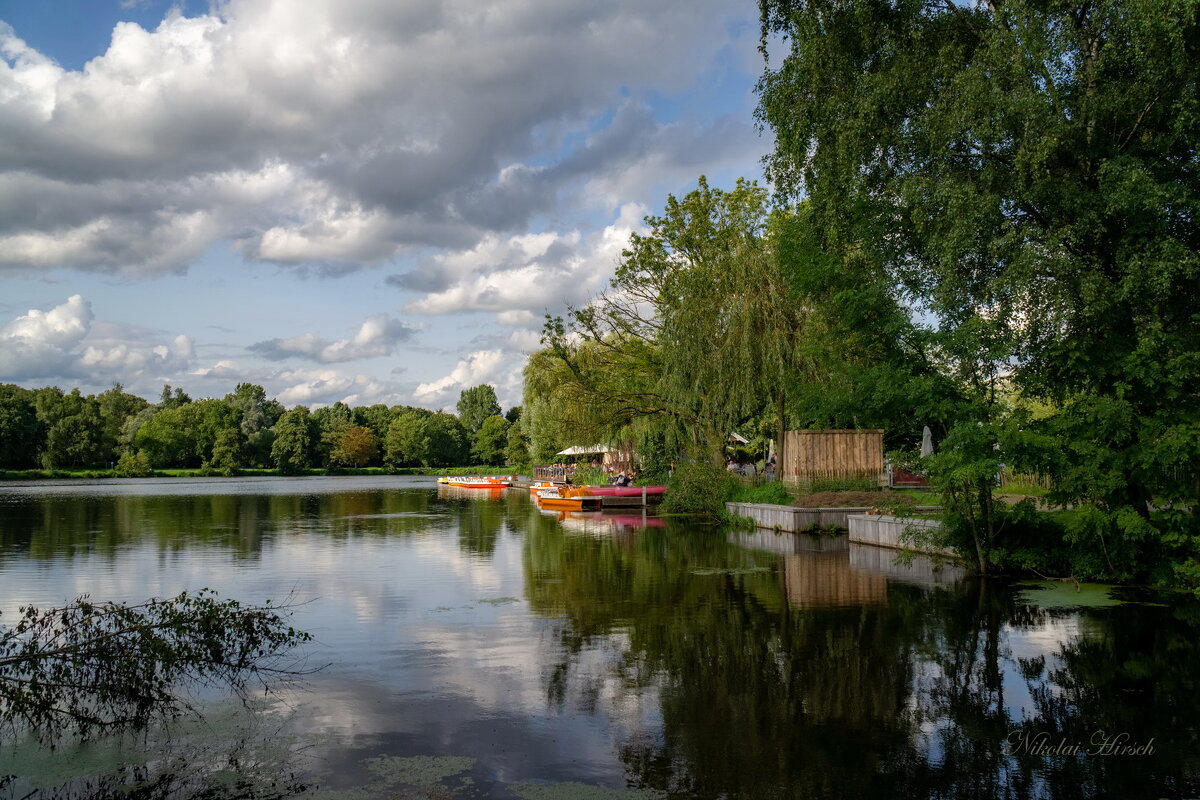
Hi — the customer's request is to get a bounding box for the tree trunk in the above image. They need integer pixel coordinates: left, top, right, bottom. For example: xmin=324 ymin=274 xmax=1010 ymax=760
xmin=776 ymin=390 xmax=787 ymax=483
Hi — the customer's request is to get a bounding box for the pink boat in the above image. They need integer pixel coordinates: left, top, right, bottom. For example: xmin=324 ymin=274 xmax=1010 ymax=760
xmin=577 ymin=485 xmax=666 ymax=497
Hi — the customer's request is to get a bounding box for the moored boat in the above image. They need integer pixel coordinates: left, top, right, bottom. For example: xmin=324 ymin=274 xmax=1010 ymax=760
xmin=437 ymin=475 xmax=515 ymax=488
xmin=535 ymin=486 xmax=602 ymax=511
xmin=571 ymin=485 xmax=666 ymax=497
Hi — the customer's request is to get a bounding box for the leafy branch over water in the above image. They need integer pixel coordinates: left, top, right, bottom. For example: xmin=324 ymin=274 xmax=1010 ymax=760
xmin=0 ymin=590 xmax=315 ymax=745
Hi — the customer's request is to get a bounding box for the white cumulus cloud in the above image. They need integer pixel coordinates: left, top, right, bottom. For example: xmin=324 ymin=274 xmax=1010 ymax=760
xmin=403 ymin=203 xmax=646 ymax=317
xmin=0 ymin=0 xmax=764 ymax=276
xmin=412 ymin=350 xmax=507 ymax=408
xmin=247 ymin=313 xmax=418 ymax=363
xmin=0 ymin=295 xmax=194 ymax=383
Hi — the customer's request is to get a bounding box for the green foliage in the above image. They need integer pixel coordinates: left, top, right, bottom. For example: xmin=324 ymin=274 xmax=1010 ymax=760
xmin=529 ymin=176 xmax=807 ymax=465
xmin=0 ymin=590 xmax=312 ymax=744
xmin=34 ymin=388 xmax=107 ymax=469
xmin=519 ymin=394 xmax=566 ymax=466
xmin=384 ymin=409 xmax=432 ymax=467
xmin=311 ymin=402 xmax=355 ymax=467
xmin=330 ymin=426 xmax=380 ymax=468
xmin=504 ymin=417 xmax=531 ymax=468
xmin=423 ymin=412 xmax=469 ymax=467
xmin=728 ymin=481 xmax=793 ymax=505
xmin=457 ymin=384 xmax=502 ymax=434
xmin=208 ymin=427 xmax=242 ymax=474
xmin=113 ymin=450 xmax=153 ymax=478
xmin=158 ymin=383 xmax=191 ymax=409
xmin=807 ymin=476 xmax=880 ymax=494
xmin=661 ymin=460 xmax=738 ymax=517
xmin=225 ymin=383 xmax=283 ymax=468
xmin=354 ymin=403 xmax=394 ymax=444
xmin=472 ymin=414 xmax=510 ymax=465
xmin=270 ymin=407 xmax=315 ymax=474
xmin=133 ymin=406 xmax=192 ymax=468
xmin=758 ymin=0 xmax=1200 ymax=581
xmin=922 ymin=421 xmax=1005 ymax=573
xmin=0 ymin=384 xmax=41 ymax=469
xmin=999 ymin=480 xmax=1049 ymax=498
xmin=570 ymin=465 xmax=609 ymax=486
xmin=630 ymin=428 xmax=673 ymax=485
xmin=95 ymin=383 xmax=149 ymax=463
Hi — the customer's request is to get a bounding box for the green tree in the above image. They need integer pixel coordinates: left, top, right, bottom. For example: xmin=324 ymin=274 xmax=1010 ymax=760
xmin=757 ymin=0 xmax=1200 ymax=576
xmin=113 ymin=450 xmax=153 ymax=478
xmin=118 ymin=404 xmax=154 ymax=449
xmin=133 ymin=407 xmax=192 ymax=467
xmin=178 ymin=399 xmax=241 ymax=465
xmin=224 ymin=383 xmax=283 ymax=468
xmin=536 ymin=177 xmax=805 ymax=467
xmin=425 ymin=412 xmax=469 ymax=467
xmin=34 ymin=388 xmax=106 ymax=469
xmin=354 ymin=403 xmax=393 ymax=450
xmin=472 ymin=414 xmax=510 ymax=465
xmin=158 ymin=383 xmax=192 ymax=409
xmin=0 ymin=384 xmax=41 ymax=469
xmin=330 ymin=426 xmax=380 ymax=468
xmin=208 ymin=427 xmax=242 ymax=473
xmin=505 ymin=417 xmax=531 ymax=468
xmin=311 ymin=402 xmax=355 ymax=467
xmin=384 ymin=410 xmax=432 ymax=467
xmin=271 ymin=407 xmax=316 ymax=474
xmin=456 ymin=385 xmax=502 ymax=434
xmin=95 ymin=383 xmax=149 ymax=462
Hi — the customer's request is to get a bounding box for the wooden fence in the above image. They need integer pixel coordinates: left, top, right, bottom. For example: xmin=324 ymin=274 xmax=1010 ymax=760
xmin=782 ymin=429 xmax=885 ymax=484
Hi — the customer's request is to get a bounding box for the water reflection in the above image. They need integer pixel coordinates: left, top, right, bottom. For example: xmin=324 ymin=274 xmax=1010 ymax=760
xmin=0 ymin=479 xmax=1197 ymax=799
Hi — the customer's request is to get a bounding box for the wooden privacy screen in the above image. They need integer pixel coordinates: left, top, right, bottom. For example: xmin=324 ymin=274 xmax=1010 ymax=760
xmin=782 ymin=429 xmax=885 ymax=482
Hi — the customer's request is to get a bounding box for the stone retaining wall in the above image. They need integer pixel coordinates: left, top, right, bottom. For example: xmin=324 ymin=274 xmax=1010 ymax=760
xmin=725 ymin=502 xmax=942 ymax=533
xmin=846 ymin=514 xmax=958 ymax=557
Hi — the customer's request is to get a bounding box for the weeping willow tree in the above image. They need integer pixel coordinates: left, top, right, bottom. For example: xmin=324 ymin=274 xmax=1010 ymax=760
xmin=530 ymin=177 xmax=808 ymax=466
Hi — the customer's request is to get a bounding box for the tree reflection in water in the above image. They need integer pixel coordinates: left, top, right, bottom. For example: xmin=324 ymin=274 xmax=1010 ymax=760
xmin=2 ymin=482 xmax=1198 ymax=798
xmin=522 ymin=518 xmax=1200 ymax=800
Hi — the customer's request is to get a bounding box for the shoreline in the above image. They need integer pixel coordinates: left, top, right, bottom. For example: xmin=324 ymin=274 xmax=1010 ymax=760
xmin=0 ymin=466 xmax=521 ymax=481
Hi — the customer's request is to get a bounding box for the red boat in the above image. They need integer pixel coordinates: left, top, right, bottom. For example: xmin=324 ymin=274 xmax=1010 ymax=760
xmin=575 ymin=485 xmax=666 ymax=497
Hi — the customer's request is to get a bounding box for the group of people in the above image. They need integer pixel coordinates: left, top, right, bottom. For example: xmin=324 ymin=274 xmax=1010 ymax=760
xmin=610 ymin=470 xmax=637 ymax=487
xmin=727 ymin=455 xmax=778 ymax=480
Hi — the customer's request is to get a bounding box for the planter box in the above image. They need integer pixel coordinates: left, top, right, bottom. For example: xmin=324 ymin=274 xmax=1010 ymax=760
xmin=725 ymin=503 xmax=942 ymax=533
xmin=846 ymin=514 xmax=957 ymax=557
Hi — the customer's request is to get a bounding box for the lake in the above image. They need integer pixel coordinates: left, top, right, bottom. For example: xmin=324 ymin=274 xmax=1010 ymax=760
xmin=0 ymin=476 xmax=1197 ymax=799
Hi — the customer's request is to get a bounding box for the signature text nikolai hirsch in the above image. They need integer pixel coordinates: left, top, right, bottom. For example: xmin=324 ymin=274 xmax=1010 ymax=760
xmin=1007 ymin=730 xmax=1156 ymax=757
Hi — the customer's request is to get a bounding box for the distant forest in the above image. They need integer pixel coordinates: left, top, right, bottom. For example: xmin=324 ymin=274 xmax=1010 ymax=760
xmin=0 ymin=382 xmax=524 ymax=473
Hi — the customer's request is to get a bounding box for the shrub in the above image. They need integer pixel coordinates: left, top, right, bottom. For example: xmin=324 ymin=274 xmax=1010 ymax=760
xmin=113 ymin=451 xmax=152 ymax=478
xmin=661 ymin=461 xmax=738 ymax=517
xmin=571 ymin=465 xmax=609 ymax=486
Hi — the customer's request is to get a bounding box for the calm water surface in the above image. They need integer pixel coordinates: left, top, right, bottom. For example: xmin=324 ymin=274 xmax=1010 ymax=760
xmin=0 ymin=476 xmax=1197 ymax=799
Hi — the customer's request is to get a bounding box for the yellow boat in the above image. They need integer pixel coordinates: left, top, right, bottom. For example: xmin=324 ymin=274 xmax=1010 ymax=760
xmin=436 ymin=475 xmax=515 ymax=488
xmin=535 ymin=486 xmax=601 ymax=511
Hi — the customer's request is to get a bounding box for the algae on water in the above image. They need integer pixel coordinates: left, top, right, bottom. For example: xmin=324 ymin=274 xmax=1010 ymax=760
xmin=363 ymin=754 xmax=476 ymax=787
xmin=511 ymin=782 xmax=665 ymax=800
xmin=1014 ymin=581 xmax=1125 ymax=608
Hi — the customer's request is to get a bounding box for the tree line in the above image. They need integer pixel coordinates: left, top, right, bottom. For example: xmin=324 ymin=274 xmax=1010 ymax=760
xmin=522 ymin=0 xmax=1200 ymax=585
xmin=0 ymin=381 xmax=528 ymax=474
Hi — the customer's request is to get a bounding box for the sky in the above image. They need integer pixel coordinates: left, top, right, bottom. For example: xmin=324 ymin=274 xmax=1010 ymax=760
xmin=0 ymin=0 xmax=770 ymax=411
